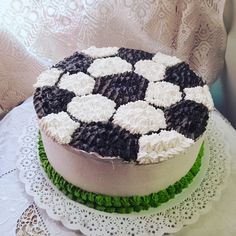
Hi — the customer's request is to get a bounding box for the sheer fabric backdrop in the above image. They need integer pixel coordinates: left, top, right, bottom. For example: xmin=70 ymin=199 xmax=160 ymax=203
xmin=0 ymin=0 xmax=226 ymax=112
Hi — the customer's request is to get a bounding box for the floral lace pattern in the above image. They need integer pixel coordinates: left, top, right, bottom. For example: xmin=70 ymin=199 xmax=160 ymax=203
xmin=16 ymin=113 xmax=231 ymax=236
xmin=16 ymin=203 xmax=49 ymax=236
xmin=0 ymin=0 xmax=226 ymax=82
xmin=0 ymin=0 xmax=226 ymax=112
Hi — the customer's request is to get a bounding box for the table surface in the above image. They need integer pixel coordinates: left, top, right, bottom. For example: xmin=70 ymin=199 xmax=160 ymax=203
xmin=0 ymin=97 xmax=236 ymax=236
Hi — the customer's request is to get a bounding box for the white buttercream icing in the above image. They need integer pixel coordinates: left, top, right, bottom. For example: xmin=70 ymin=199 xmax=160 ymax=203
xmin=67 ymin=94 xmax=116 ymax=123
xmin=152 ymin=52 xmax=181 ymax=67
xmin=113 ymin=101 xmax=166 ymax=134
xmin=58 ymin=72 xmax=95 ymax=96
xmin=137 ymin=130 xmax=194 ymax=164
xmin=134 ymin=60 xmax=166 ymax=82
xmin=184 ymin=85 xmax=214 ymax=110
xmin=33 ymin=68 xmax=62 ymax=88
xmin=39 ymin=112 xmax=80 ymax=144
xmin=82 ymin=46 xmax=119 ymax=58
xmin=145 ymin=81 xmax=182 ymax=107
xmin=87 ymin=57 xmax=132 ymax=77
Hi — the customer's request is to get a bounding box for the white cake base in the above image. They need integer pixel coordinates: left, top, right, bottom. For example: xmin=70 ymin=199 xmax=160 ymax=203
xmin=41 ymin=131 xmax=204 ymax=196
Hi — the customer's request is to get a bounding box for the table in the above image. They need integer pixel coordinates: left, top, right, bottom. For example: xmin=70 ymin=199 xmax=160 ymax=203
xmin=0 ymin=97 xmax=236 ymax=236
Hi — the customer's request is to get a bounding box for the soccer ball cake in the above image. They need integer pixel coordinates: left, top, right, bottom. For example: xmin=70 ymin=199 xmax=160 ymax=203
xmin=33 ymin=46 xmax=213 ymax=213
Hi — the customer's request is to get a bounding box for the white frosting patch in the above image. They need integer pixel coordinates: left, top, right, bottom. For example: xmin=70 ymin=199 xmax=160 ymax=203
xmin=58 ymin=72 xmax=95 ymax=96
xmin=184 ymin=85 xmax=214 ymax=110
xmin=137 ymin=130 xmax=194 ymax=164
xmin=67 ymin=94 xmax=116 ymax=123
xmin=152 ymin=52 xmax=181 ymax=67
xmin=145 ymin=82 xmax=182 ymax=107
xmin=113 ymin=101 xmax=166 ymax=134
xmin=134 ymin=60 xmax=166 ymax=82
xmin=87 ymin=57 xmax=132 ymax=77
xmin=33 ymin=68 xmax=62 ymax=88
xmin=39 ymin=112 xmax=79 ymax=144
xmin=82 ymin=46 xmax=119 ymax=58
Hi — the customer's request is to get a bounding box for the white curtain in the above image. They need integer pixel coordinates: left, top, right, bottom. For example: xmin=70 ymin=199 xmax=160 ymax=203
xmin=0 ymin=0 xmax=227 ymax=112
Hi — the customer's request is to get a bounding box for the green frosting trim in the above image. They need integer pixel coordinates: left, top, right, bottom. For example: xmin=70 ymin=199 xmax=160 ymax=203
xmin=38 ymin=134 xmax=204 ymax=214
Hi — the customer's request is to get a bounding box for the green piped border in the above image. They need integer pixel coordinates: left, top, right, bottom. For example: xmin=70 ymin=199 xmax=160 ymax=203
xmin=38 ymin=134 xmax=204 ymax=214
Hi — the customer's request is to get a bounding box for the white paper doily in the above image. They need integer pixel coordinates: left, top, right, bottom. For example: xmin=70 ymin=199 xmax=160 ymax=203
xmin=16 ymin=114 xmax=231 ymax=236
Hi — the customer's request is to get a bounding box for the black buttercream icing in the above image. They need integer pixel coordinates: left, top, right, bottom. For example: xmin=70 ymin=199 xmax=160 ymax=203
xmin=33 ymin=86 xmax=75 ymax=118
xmin=118 ymin=48 xmax=154 ymax=65
xmin=93 ymin=72 xmax=149 ymax=106
xmin=53 ymin=52 xmax=94 ymax=74
xmin=70 ymin=122 xmax=140 ymax=161
xmin=164 ymin=100 xmax=209 ymax=140
xmin=164 ymin=62 xmax=205 ymax=89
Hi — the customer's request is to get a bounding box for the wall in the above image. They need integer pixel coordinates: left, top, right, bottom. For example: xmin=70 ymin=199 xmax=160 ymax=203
xmin=224 ymin=0 xmax=236 ymax=128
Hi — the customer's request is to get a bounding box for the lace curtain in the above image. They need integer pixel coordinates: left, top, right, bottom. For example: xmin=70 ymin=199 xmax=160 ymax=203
xmin=0 ymin=0 xmax=227 ymax=112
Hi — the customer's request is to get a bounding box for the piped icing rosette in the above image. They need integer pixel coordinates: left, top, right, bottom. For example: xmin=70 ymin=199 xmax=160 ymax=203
xmin=33 ymin=46 xmax=214 ymax=164
xmin=39 ymin=112 xmax=80 ymax=144
xmin=67 ymin=94 xmax=116 ymax=123
xmin=113 ymin=101 xmax=166 ymax=134
xmin=145 ymin=81 xmax=182 ymax=107
xmin=137 ymin=130 xmax=194 ymax=164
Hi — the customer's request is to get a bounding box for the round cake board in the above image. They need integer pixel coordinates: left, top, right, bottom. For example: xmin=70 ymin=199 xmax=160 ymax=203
xmin=16 ymin=114 xmax=231 ymax=236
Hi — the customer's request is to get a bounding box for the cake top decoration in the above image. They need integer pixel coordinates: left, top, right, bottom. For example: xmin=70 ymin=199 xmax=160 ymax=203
xmin=33 ymin=46 xmax=214 ymax=164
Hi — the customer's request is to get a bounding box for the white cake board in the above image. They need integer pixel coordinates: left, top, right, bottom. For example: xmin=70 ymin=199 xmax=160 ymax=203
xmin=16 ymin=113 xmax=230 ymax=236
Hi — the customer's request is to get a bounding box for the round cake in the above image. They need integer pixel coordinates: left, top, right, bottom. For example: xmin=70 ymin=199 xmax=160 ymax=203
xmin=33 ymin=46 xmax=213 ymax=213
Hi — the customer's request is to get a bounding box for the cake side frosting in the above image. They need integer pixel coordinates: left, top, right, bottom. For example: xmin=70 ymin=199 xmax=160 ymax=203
xmin=41 ymin=131 xmax=204 ymax=197
xmin=39 ymin=133 xmax=204 ymax=213
xmin=33 ymin=46 xmax=214 ymax=164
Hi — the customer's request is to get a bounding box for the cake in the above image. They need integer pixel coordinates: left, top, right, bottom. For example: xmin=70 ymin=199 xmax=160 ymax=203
xmin=33 ymin=46 xmax=213 ymax=213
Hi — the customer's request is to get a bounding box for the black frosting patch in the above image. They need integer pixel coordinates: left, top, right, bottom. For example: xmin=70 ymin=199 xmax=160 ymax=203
xmin=70 ymin=122 xmax=140 ymax=161
xmin=118 ymin=48 xmax=154 ymax=65
xmin=92 ymin=72 xmax=149 ymax=106
xmin=164 ymin=62 xmax=205 ymax=89
xmin=53 ymin=52 xmax=94 ymax=74
xmin=164 ymin=100 xmax=209 ymax=140
xmin=33 ymin=86 xmax=75 ymax=119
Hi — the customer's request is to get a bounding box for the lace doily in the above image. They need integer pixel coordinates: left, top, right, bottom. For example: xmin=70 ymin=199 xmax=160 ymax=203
xmin=16 ymin=203 xmax=50 ymax=236
xmin=16 ymin=113 xmax=231 ymax=236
